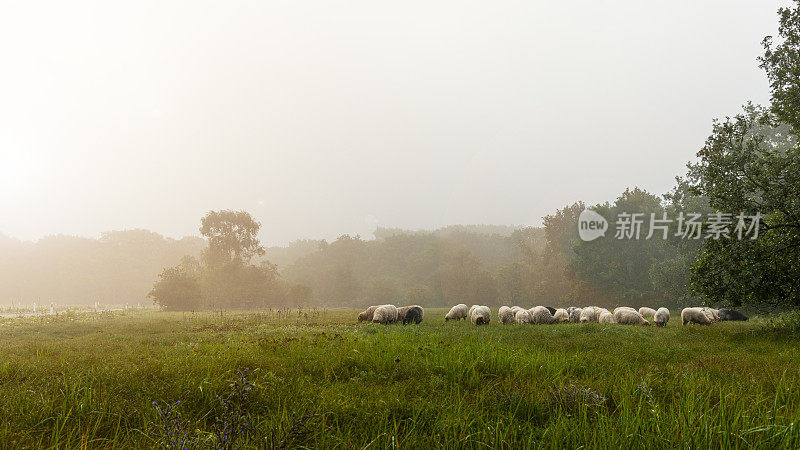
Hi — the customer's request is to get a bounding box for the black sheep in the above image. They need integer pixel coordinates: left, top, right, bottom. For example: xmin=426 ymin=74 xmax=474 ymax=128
xmin=718 ymin=308 xmax=749 ymax=321
xmin=402 ymin=305 xmax=424 ymax=324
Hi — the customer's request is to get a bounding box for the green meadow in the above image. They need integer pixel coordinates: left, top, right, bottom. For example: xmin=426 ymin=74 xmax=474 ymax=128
xmin=1 ymin=309 xmax=798 ymax=448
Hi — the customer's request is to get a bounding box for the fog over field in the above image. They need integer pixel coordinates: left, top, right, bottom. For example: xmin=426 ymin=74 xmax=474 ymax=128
xmin=0 ymin=0 xmax=788 ymax=246
xmin=4 ymin=2 xmax=800 ymax=448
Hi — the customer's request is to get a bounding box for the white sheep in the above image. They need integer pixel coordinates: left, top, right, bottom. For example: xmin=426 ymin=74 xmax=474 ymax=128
xmin=445 ymin=304 xmax=469 ymax=321
xmin=654 ymin=307 xmax=670 ymax=327
xmin=613 ymin=306 xmax=636 ymax=315
xmin=358 ymin=305 xmax=378 ymax=322
xmin=515 ymin=309 xmax=533 ymax=324
xmin=613 ymin=309 xmax=651 ymax=326
xmin=568 ymin=307 xmax=583 ymax=323
xmin=701 ymin=307 xmax=720 ymax=323
xmin=498 ymin=306 xmax=516 ymax=324
xmin=554 ymin=308 xmax=569 ymax=323
xmin=470 ymin=305 xmax=491 ymax=325
xmin=580 ymin=306 xmax=600 ymax=323
xmin=639 ymin=307 xmax=657 ymax=318
xmin=372 ymin=304 xmax=398 ymax=324
xmin=682 ymin=307 xmax=712 ymax=325
xmin=529 ymin=306 xmax=555 ymax=324
xmin=510 ymin=306 xmax=523 ymax=315
xmin=599 ymin=312 xmax=616 ymax=323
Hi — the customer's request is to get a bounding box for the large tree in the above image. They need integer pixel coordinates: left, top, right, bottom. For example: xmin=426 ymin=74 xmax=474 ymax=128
xmin=689 ymin=1 xmax=800 ymax=308
xmin=200 ymin=210 xmax=265 ymax=265
xmin=150 ymin=211 xmax=294 ymax=310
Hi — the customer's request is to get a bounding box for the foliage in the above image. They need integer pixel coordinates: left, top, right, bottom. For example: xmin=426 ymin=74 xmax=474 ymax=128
xmin=0 ymin=230 xmax=205 ymax=305
xmin=689 ymin=95 xmax=800 ymax=306
xmin=151 ymin=212 xmax=301 ymax=310
xmin=148 ymin=258 xmax=203 ymax=310
xmin=201 ymin=210 xmax=265 ymax=266
xmin=283 ymin=230 xmax=526 ymax=307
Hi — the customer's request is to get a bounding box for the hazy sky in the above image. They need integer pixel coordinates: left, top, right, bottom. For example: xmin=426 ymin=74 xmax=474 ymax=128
xmin=0 ymin=0 xmax=791 ymax=245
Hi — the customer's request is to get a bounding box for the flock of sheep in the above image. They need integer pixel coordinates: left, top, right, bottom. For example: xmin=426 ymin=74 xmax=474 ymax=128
xmin=357 ymin=304 xmax=424 ymax=324
xmin=443 ymin=304 xmax=669 ymax=326
xmin=357 ymin=303 xmax=749 ymax=326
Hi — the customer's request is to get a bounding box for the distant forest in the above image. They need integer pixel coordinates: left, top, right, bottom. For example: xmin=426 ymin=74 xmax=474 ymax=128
xmin=0 ymin=190 xmax=707 ymax=311
xmin=0 ymin=224 xmax=545 ymax=308
xmin=0 ymin=230 xmax=205 ymax=306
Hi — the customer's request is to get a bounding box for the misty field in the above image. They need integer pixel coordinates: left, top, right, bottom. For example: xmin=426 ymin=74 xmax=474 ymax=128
xmin=1 ymin=310 xmax=799 ymax=449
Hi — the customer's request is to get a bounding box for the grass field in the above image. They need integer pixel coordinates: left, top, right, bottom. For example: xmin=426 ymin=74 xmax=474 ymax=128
xmin=1 ymin=308 xmax=799 ymax=449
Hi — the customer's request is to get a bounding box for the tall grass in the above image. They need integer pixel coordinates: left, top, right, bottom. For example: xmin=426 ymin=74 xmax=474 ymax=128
xmin=0 ymin=309 xmax=798 ymax=448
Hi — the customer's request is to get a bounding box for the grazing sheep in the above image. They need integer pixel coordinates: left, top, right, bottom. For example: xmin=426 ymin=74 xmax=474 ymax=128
xmin=566 ymin=306 xmax=576 ymax=314
xmin=445 ymin=304 xmax=469 ymax=321
xmin=510 ymin=306 xmax=523 ymax=314
xmin=580 ymin=306 xmax=600 ymax=323
xmin=554 ymin=308 xmax=569 ymax=323
xmin=397 ymin=305 xmax=422 ymax=324
xmin=597 ymin=307 xmax=612 ymax=316
xmin=544 ymin=306 xmax=557 ymax=316
xmin=614 ymin=309 xmax=651 ymax=326
xmin=654 ymin=307 xmax=670 ymax=327
xmin=530 ymin=306 xmax=555 ymax=324
xmin=701 ymin=307 xmax=720 ymax=323
xmin=639 ymin=307 xmax=657 ymax=318
xmin=401 ymin=305 xmax=423 ymax=324
xmin=681 ymin=307 xmax=712 ymax=326
xmin=396 ymin=305 xmax=413 ymax=322
xmin=372 ymin=304 xmax=398 ymax=324
xmin=569 ymin=308 xmax=583 ymax=323
xmin=358 ymin=305 xmax=378 ymax=322
xmin=599 ymin=312 xmax=616 ymax=323
xmin=515 ymin=310 xmax=533 ymax=324
xmin=614 ymin=306 xmax=636 ymax=315
xmin=470 ymin=305 xmax=491 ymax=325
xmin=498 ymin=306 xmax=516 ymax=324
xmin=718 ymin=308 xmax=749 ymax=321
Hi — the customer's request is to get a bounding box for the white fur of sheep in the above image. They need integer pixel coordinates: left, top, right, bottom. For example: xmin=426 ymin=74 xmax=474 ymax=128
xmin=701 ymin=307 xmax=719 ymax=323
xmin=639 ymin=307 xmax=657 ymax=318
xmin=599 ymin=312 xmax=616 ymax=323
xmin=515 ymin=309 xmax=533 ymax=324
xmin=613 ymin=306 xmax=636 ymax=315
xmin=445 ymin=304 xmax=468 ymax=321
xmin=654 ymin=307 xmax=670 ymax=327
xmin=554 ymin=308 xmax=569 ymax=323
xmin=580 ymin=306 xmax=600 ymax=323
xmin=498 ymin=306 xmax=516 ymax=324
xmin=614 ymin=309 xmax=651 ymax=326
xmin=372 ymin=304 xmax=398 ymax=324
xmin=358 ymin=305 xmax=378 ymax=322
xmin=529 ymin=306 xmax=555 ymax=324
xmin=569 ymin=308 xmax=583 ymax=323
xmin=682 ymin=307 xmax=712 ymax=325
xmin=470 ymin=305 xmax=491 ymax=325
